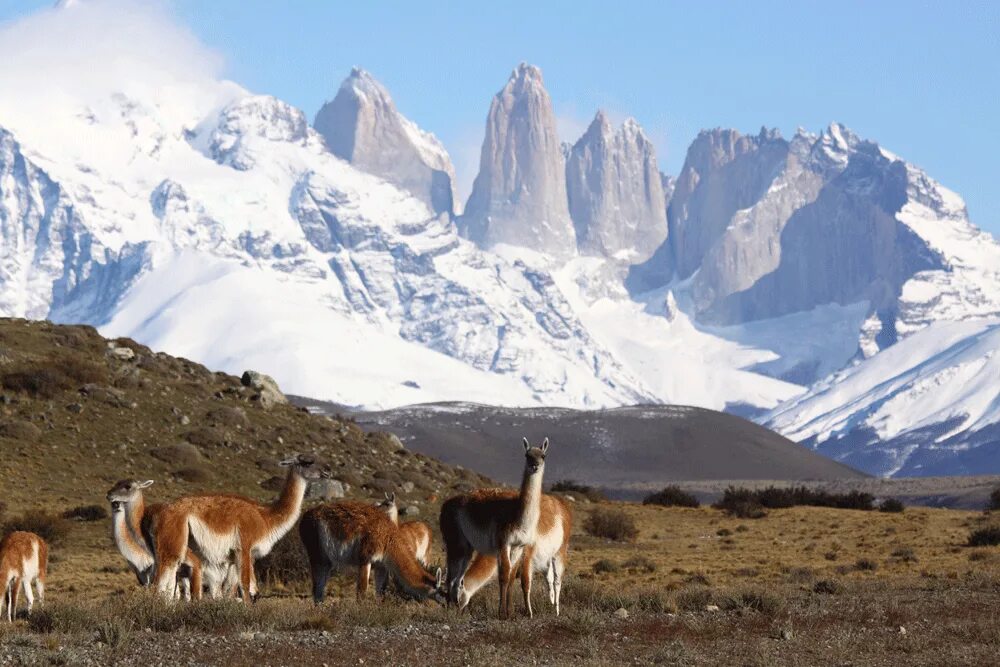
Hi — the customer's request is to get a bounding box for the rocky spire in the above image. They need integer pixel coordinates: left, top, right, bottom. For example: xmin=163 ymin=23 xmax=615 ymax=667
xmin=313 ymin=68 xmax=456 ymax=216
xmin=459 ymin=63 xmax=575 ymax=258
xmin=566 ymin=111 xmax=667 ymax=261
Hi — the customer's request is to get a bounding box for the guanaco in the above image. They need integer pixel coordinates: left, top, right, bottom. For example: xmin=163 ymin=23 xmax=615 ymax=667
xmin=151 ymin=454 xmax=328 ymax=602
xmin=107 ymin=479 xmax=254 ymax=600
xmin=299 ymin=501 xmax=444 ymax=604
xmin=456 ymin=493 xmax=571 ymax=616
xmin=440 ymin=437 xmax=550 ymax=618
xmin=0 ymin=531 xmax=46 ymax=622
xmin=373 ymin=492 xmax=433 ymax=596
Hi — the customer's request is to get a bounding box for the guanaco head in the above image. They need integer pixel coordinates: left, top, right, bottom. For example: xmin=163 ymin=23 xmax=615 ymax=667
xmin=431 ymin=567 xmax=447 ymax=605
xmin=279 ymin=453 xmax=331 ymax=481
xmin=376 ymin=491 xmax=399 ymax=523
xmin=105 ymin=479 xmax=154 ymax=513
xmin=522 ymin=437 xmax=549 ymax=475
xmin=456 ymin=574 xmax=473 ymax=610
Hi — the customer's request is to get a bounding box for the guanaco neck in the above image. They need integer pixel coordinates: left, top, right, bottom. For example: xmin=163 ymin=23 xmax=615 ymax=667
xmin=115 ymin=495 xmax=153 ymax=567
xmin=516 ymin=463 xmax=544 ymax=534
xmin=265 ymin=467 xmax=307 ymax=527
xmin=384 ymin=534 xmax=436 ymax=599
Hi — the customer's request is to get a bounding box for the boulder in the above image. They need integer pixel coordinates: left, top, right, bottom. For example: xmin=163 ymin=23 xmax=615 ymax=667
xmin=240 ymin=370 xmax=287 ymax=408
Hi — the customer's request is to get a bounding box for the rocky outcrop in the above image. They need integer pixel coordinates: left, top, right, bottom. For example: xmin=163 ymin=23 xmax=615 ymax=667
xmin=241 ymin=370 xmax=287 ymax=408
xmin=313 ymin=68 xmax=456 ymax=216
xmin=566 ymin=112 xmax=667 ymax=261
xmin=632 ymin=124 xmax=947 ymax=325
xmin=459 ymin=64 xmax=575 ymax=258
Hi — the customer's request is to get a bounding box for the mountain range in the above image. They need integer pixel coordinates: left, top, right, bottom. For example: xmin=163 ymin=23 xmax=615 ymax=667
xmin=1 ymin=2 xmax=998 ymax=477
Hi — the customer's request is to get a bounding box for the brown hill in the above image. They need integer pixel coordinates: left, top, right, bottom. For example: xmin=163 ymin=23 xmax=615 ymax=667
xmin=293 ymin=400 xmax=867 ymax=496
xmin=0 ymin=318 xmax=486 ymax=514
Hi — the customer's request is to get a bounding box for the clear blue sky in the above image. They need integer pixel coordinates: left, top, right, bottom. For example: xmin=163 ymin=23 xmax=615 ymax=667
xmin=3 ymin=1 xmax=999 ymax=231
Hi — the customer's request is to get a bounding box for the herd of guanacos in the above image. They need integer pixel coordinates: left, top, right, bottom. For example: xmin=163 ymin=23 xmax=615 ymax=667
xmin=0 ymin=437 xmax=572 ymax=621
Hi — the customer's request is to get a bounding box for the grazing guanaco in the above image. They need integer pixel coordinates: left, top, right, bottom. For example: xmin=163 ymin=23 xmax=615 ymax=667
xmin=456 ymin=493 xmax=571 ymax=616
xmin=373 ymin=492 xmax=433 ymax=596
xmin=151 ymin=454 xmax=328 ymax=602
xmin=440 ymin=437 xmax=550 ymax=618
xmin=299 ymin=501 xmax=445 ymax=604
xmin=0 ymin=531 xmax=46 ymax=622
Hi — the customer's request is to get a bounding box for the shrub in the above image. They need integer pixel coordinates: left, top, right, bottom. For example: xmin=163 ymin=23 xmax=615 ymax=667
xmin=879 ymin=498 xmax=905 ymax=513
xmin=592 ymin=559 xmax=619 ymax=574
xmin=621 ymin=556 xmax=657 ymax=573
xmin=890 ymin=547 xmax=917 ymax=563
xmin=173 ymin=466 xmax=211 ymax=483
xmin=642 ymin=486 xmax=699 ymax=508
xmin=968 ymin=526 xmax=1000 ymax=547
xmin=584 ymin=507 xmax=638 ymax=542
xmin=63 ymin=505 xmax=108 ymax=522
xmin=257 ymin=531 xmax=310 ymax=585
xmin=854 ymin=558 xmax=879 ymax=571
xmin=987 ymin=488 xmax=1000 ymax=512
xmin=714 ymin=485 xmax=874 ymax=514
xmin=550 ymin=480 xmax=607 ymax=503
xmin=813 ymin=579 xmax=844 ymax=595
xmin=718 ymin=587 xmax=784 ymax=616
xmin=2 ymin=367 xmax=68 ymax=398
xmin=3 ymin=510 xmax=72 ymax=545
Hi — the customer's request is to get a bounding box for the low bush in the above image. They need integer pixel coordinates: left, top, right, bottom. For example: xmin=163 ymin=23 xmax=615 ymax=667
xmin=592 ymin=559 xmax=619 ymax=574
xmin=714 ymin=485 xmax=875 ymax=514
xmin=62 ymin=505 xmax=108 ymax=522
xmin=584 ymin=507 xmax=638 ymax=542
xmin=642 ymin=486 xmax=699 ymax=508
xmin=3 ymin=510 xmax=72 ymax=545
xmin=257 ymin=531 xmax=310 ymax=585
xmin=879 ymin=498 xmax=905 ymax=513
xmin=854 ymin=558 xmax=879 ymax=572
xmin=987 ymin=487 xmax=1000 ymax=512
xmin=813 ymin=579 xmax=844 ymax=595
xmin=173 ymin=466 xmax=211 ymax=484
xmin=967 ymin=526 xmax=1000 ymax=547
xmin=890 ymin=547 xmax=918 ymax=563
xmin=550 ymin=480 xmax=607 ymax=503
xmin=621 ymin=556 xmax=657 ymax=573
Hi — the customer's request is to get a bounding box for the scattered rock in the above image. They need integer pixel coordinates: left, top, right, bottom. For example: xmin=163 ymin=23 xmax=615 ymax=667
xmin=400 ymin=481 xmax=415 ymax=493
xmin=241 ymin=370 xmax=287 ymax=408
xmin=308 ymin=479 xmax=345 ymax=500
xmin=899 ymin=626 xmax=907 ymax=635
xmin=564 ymin=495 xmax=576 ymax=503
xmin=66 ymin=403 xmax=84 ymax=414
xmin=179 ymin=415 xmax=190 ymax=426
xmin=386 ymin=434 xmax=405 ymax=450
xmin=0 ymin=420 xmax=41 ymax=441
xmin=109 ymin=346 xmax=135 ymax=361
xmin=780 ymin=629 xmax=793 ymax=641
xmin=705 ymin=605 xmax=720 ymax=612
xmin=613 ymin=607 xmax=629 ymax=619
xmin=151 ymin=442 xmax=205 ymax=467
xmin=80 ymin=384 xmax=128 ymax=407
xmin=403 ymin=505 xmax=420 ymax=517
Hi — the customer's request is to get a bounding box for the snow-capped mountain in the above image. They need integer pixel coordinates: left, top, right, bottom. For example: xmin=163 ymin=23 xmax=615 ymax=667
xmin=313 ymin=67 xmax=457 ymax=217
xmin=566 ymin=111 xmax=667 ymax=262
xmin=768 ymin=318 xmax=1000 ymax=477
xmin=1 ymin=2 xmax=999 ymax=476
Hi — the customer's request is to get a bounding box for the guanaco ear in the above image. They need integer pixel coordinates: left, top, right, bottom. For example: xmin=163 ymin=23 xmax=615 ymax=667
xmin=136 ymin=480 xmax=155 ymax=489
xmin=436 ymin=568 xmax=444 ymax=587
xmin=541 ymin=438 xmax=549 ymax=454
xmin=278 ymin=454 xmax=300 ymax=467
xmin=523 ymin=437 xmax=530 ymax=452
xmin=389 ymin=492 xmax=396 ymax=503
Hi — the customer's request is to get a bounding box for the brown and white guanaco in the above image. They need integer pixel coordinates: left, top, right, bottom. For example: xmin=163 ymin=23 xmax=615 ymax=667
xmin=440 ymin=437 xmax=550 ymax=618
xmin=0 ymin=531 xmax=46 ymax=622
xmin=106 ymin=479 xmax=254 ymax=600
xmin=151 ymin=454 xmax=328 ymax=602
xmin=373 ymin=492 xmax=433 ymax=596
xmin=456 ymin=493 xmax=571 ymax=616
xmin=299 ymin=500 xmax=445 ymax=604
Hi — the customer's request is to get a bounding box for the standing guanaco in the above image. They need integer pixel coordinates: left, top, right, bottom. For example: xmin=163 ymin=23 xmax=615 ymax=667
xmin=440 ymin=437 xmax=550 ymax=618
xmin=456 ymin=493 xmax=571 ymax=616
xmin=0 ymin=531 xmax=46 ymax=622
xmin=151 ymin=454 xmax=328 ymax=602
